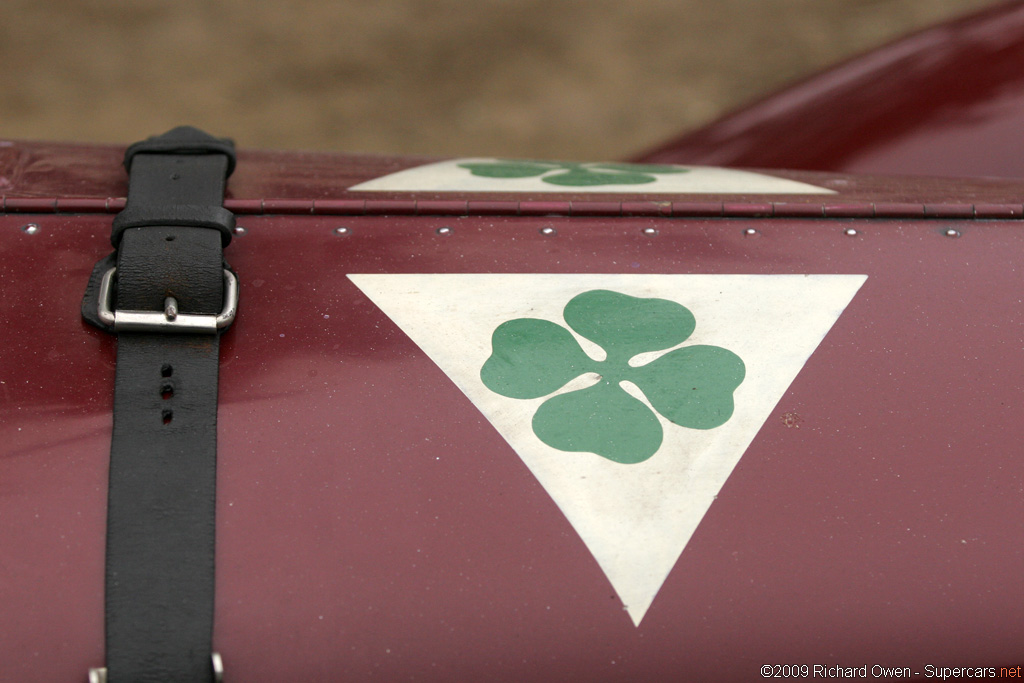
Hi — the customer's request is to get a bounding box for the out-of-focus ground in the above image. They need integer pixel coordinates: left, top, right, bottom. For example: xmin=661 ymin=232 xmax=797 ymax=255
xmin=0 ymin=0 xmax=995 ymax=160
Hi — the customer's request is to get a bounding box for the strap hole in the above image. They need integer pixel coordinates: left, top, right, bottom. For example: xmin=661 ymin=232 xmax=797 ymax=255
xmin=161 ymin=364 xmax=173 ymax=378
xmin=161 ymin=384 xmax=174 ymax=399
xmin=165 ymin=235 xmax=175 ymax=241
xmin=162 ymin=409 xmax=173 ymax=425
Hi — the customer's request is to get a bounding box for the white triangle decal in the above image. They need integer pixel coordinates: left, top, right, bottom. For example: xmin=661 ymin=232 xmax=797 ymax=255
xmin=349 ymin=274 xmax=866 ymax=625
xmin=348 ymin=158 xmax=835 ymax=194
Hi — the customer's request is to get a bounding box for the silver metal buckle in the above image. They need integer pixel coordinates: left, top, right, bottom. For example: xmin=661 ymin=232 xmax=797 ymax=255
xmin=98 ymin=267 xmax=238 ymax=334
xmin=89 ymin=653 xmax=224 ymax=683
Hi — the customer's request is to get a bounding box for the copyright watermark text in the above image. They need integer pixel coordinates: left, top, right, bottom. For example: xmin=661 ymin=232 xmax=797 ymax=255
xmin=760 ymin=664 xmax=1022 ymax=679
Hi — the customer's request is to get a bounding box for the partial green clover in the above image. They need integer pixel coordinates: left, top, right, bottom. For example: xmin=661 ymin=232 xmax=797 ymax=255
xmin=481 ymin=290 xmax=745 ymax=464
xmin=458 ymin=160 xmax=688 ymax=187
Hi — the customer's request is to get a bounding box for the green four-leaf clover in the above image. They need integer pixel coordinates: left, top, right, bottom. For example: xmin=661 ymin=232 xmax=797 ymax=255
xmin=458 ymin=160 xmax=688 ymax=187
xmin=480 ymin=290 xmax=745 ymax=464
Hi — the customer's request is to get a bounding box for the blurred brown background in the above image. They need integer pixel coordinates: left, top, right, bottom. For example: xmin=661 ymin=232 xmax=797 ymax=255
xmin=0 ymin=0 xmax=995 ymax=160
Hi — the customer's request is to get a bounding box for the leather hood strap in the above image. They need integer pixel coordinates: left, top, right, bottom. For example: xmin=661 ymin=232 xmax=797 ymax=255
xmin=84 ymin=127 xmax=236 ymax=683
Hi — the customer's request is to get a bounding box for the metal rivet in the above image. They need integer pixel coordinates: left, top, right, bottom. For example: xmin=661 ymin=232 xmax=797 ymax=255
xmin=164 ymin=297 xmax=178 ymax=321
xmin=642 ymin=227 xmax=658 ymax=236
xmin=233 ymin=225 xmax=246 ymax=236
xmin=540 ymin=226 xmax=556 ymax=236
xmin=333 ymin=227 xmax=350 ymax=236
xmin=743 ymin=227 xmax=759 ymax=237
xmin=436 ymin=226 xmax=453 ymax=236
xmin=945 ymin=228 xmax=961 ymax=238
xmin=844 ymin=228 xmax=859 ymax=237
xmin=21 ymin=223 xmax=39 ymax=235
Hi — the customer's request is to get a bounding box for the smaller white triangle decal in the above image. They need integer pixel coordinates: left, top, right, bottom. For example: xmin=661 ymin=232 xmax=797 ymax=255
xmin=348 ymin=158 xmax=835 ymax=194
xmin=349 ymin=274 xmax=866 ymax=625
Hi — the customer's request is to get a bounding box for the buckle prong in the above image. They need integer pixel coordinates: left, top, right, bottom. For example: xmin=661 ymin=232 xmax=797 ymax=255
xmin=164 ymin=297 xmax=179 ymax=321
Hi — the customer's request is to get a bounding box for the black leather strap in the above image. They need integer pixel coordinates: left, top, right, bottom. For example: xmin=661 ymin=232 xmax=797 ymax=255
xmin=124 ymin=127 xmax=237 ymax=176
xmin=86 ymin=127 xmax=235 ymax=683
xmin=112 ymin=128 xmax=235 ymax=248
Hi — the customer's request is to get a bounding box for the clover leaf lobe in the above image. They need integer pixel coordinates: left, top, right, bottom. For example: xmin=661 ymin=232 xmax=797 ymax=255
xmin=459 ymin=161 xmax=554 ymax=179
xmin=542 ymin=169 xmax=657 ymax=186
xmin=631 ymin=345 xmax=745 ymax=430
xmin=481 ymin=318 xmax=593 ymax=399
xmin=563 ymin=290 xmax=696 ymax=362
xmin=532 ymin=380 xmax=663 ymax=464
xmin=591 ymin=163 xmax=688 ymax=175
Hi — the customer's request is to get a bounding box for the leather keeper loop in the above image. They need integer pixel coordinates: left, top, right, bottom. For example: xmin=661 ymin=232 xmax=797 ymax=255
xmin=111 ymin=205 xmax=236 ymax=247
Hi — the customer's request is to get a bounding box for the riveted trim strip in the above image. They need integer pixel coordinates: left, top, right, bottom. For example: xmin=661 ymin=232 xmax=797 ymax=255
xmin=873 ymin=202 xmax=926 ymax=218
xmin=4 ymin=197 xmax=58 ymax=212
xmin=261 ymin=199 xmax=314 ymax=214
xmin=570 ymin=201 xmax=622 ymax=216
xmin=824 ymin=203 xmax=875 ymax=218
xmin=311 ymin=199 xmax=365 ymax=213
xmin=924 ymin=203 xmax=974 ymax=218
xmin=518 ymin=201 xmax=572 ymax=216
xmin=416 ymin=200 xmax=468 ymax=215
xmin=672 ymin=201 xmax=724 ymax=217
xmin=773 ymin=203 xmax=825 ymax=217
xmin=622 ymin=201 xmax=672 ymax=217
xmin=975 ymin=203 xmax=1023 ymax=218
xmin=57 ymin=198 xmax=112 ymax=212
xmin=227 ymin=199 xmax=263 ymax=214
xmin=365 ymin=200 xmax=417 ymax=215
xmin=468 ymin=200 xmax=521 ymax=215
xmin=6 ymin=195 xmax=1024 ymax=220
xmin=723 ymin=202 xmax=772 ymax=217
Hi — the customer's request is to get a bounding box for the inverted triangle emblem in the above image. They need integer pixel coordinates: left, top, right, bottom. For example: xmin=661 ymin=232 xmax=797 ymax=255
xmin=349 ymin=273 xmax=866 ymax=625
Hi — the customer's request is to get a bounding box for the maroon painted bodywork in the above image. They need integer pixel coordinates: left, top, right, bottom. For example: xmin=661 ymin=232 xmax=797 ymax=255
xmin=635 ymin=1 xmax=1024 ymax=179
xmin=1 ymin=140 xmax=1022 ymax=681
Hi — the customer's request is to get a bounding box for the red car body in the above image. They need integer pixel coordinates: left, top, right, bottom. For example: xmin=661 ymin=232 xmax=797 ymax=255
xmin=2 ymin=4 xmax=1022 ymax=681
xmin=636 ymin=0 xmax=1024 ymax=179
